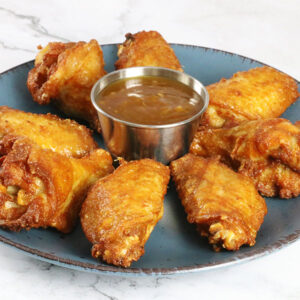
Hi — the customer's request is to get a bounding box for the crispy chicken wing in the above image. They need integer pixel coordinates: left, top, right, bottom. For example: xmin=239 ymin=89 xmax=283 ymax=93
xmin=0 ymin=135 xmax=113 ymax=233
xmin=115 ymin=31 xmax=183 ymax=71
xmin=202 ymin=67 xmax=299 ymax=128
xmin=27 ymin=40 xmax=106 ymax=132
xmin=190 ymin=118 xmax=300 ymax=198
xmin=80 ymin=159 xmax=170 ymax=267
xmin=0 ymin=106 xmax=97 ymax=158
xmin=170 ymin=154 xmax=267 ymax=251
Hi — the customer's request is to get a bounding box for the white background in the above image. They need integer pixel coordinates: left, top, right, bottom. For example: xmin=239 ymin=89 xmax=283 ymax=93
xmin=0 ymin=0 xmax=299 ymax=299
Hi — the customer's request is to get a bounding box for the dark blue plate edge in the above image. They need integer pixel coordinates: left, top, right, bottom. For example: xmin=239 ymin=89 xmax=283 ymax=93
xmin=1 ymin=228 xmax=300 ymax=276
xmin=0 ymin=43 xmax=299 ymax=276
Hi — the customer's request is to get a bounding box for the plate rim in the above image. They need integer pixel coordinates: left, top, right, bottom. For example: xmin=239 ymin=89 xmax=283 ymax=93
xmin=1 ymin=43 xmax=299 ymax=83
xmin=0 ymin=43 xmax=299 ymax=276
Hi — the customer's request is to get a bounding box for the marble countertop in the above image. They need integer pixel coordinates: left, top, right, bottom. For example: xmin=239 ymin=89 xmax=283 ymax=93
xmin=1 ymin=0 xmax=300 ymax=299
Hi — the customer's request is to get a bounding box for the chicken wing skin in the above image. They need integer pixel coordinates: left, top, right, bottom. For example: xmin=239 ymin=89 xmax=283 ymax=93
xmin=27 ymin=40 xmax=106 ymax=132
xmin=202 ymin=66 xmax=299 ymax=128
xmin=80 ymin=159 xmax=170 ymax=267
xmin=0 ymin=106 xmax=97 ymax=158
xmin=190 ymin=118 xmax=300 ymax=198
xmin=115 ymin=31 xmax=183 ymax=71
xmin=170 ymin=154 xmax=267 ymax=251
xmin=0 ymin=135 xmax=113 ymax=233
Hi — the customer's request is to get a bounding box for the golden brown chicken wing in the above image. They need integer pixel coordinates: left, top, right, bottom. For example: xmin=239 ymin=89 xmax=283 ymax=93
xmin=80 ymin=159 xmax=170 ymax=267
xmin=202 ymin=66 xmax=299 ymax=128
xmin=190 ymin=118 xmax=300 ymax=198
xmin=27 ymin=40 xmax=106 ymax=132
xmin=170 ymin=154 xmax=267 ymax=251
xmin=115 ymin=31 xmax=183 ymax=71
xmin=0 ymin=135 xmax=113 ymax=233
xmin=0 ymin=106 xmax=97 ymax=158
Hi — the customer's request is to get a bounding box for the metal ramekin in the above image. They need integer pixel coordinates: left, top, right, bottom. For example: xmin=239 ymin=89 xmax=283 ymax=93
xmin=91 ymin=67 xmax=209 ymax=164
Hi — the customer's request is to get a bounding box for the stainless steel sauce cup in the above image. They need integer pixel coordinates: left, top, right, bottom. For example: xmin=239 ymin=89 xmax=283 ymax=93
xmin=91 ymin=67 xmax=209 ymax=164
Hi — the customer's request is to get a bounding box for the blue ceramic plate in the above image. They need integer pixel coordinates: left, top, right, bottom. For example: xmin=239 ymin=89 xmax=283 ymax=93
xmin=0 ymin=44 xmax=299 ymax=276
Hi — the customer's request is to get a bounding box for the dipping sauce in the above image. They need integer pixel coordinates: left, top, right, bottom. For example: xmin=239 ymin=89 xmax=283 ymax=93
xmin=97 ymin=76 xmax=204 ymax=125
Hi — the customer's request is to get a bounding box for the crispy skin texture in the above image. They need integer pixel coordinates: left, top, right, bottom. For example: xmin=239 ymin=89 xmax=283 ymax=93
xmin=202 ymin=67 xmax=299 ymax=128
xmin=81 ymin=159 xmax=170 ymax=267
xmin=170 ymin=154 xmax=267 ymax=251
xmin=190 ymin=118 xmax=300 ymax=198
xmin=0 ymin=106 xmax=97 ymax=158
xmin=27 ymin=40 xmax=106 ymax=132
xmin=0 ymin=136 xmax=113 ymax=233
xmin=115 ymin=31 xmax=183 ymax=71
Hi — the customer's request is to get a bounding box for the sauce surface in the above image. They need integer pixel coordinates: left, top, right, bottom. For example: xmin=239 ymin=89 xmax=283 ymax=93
xmin=97 ymin=76 xmax=203 ymax=125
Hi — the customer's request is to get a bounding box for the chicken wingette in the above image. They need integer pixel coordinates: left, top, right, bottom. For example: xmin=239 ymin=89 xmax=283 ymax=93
xmin=80 ymin=159 xmax=170 ymax=267
xmin=27 ymin=40 xmax=106 ymax=132
xmin=170 ymin=154 xmax=267 ymax=251
xmin=115 ymin=31 xmax=183 ymax=71
xmin=0 ymin=135 xmax=113 ymax=233
xmin=0 ymin=106 xmax=97 ymax=158
xmin=190 ymin=118 xmax=300 ymax=198
xmin=202 ymin=66 xmax=299 ymax=128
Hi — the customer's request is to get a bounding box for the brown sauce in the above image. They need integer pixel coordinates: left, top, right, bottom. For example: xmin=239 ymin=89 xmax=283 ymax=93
xmin=97 ymin=76 xmax=203 ymax=125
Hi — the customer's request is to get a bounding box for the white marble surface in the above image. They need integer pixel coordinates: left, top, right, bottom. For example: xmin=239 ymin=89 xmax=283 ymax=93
xmin=1 ymin=0 xmax=300 ymax=299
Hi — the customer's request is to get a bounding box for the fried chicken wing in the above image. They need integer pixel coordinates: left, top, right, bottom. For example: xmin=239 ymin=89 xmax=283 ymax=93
xmin=27 ymin=40 xmax=106 ymax=132
xmin=80 ymin=159 xmax=170 ymax=267
xmin=0 ymin=106 xmax=97 ymax=158
xmin=170 ymin=154 xmax=267 ymax=251
xmin=202 ymin=66 xmax=299 ymax=128
xmin=190 ymin=118 xmax=300 ymax=198
xmin=0 ymin=135 xmax=113 ymax=233
xmin=115 ymin=31 xmax=183 ymax=71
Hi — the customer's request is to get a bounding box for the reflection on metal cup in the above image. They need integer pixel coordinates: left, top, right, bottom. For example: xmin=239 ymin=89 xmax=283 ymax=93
xmin=91 ymin=67 xmax=209 ymax=164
